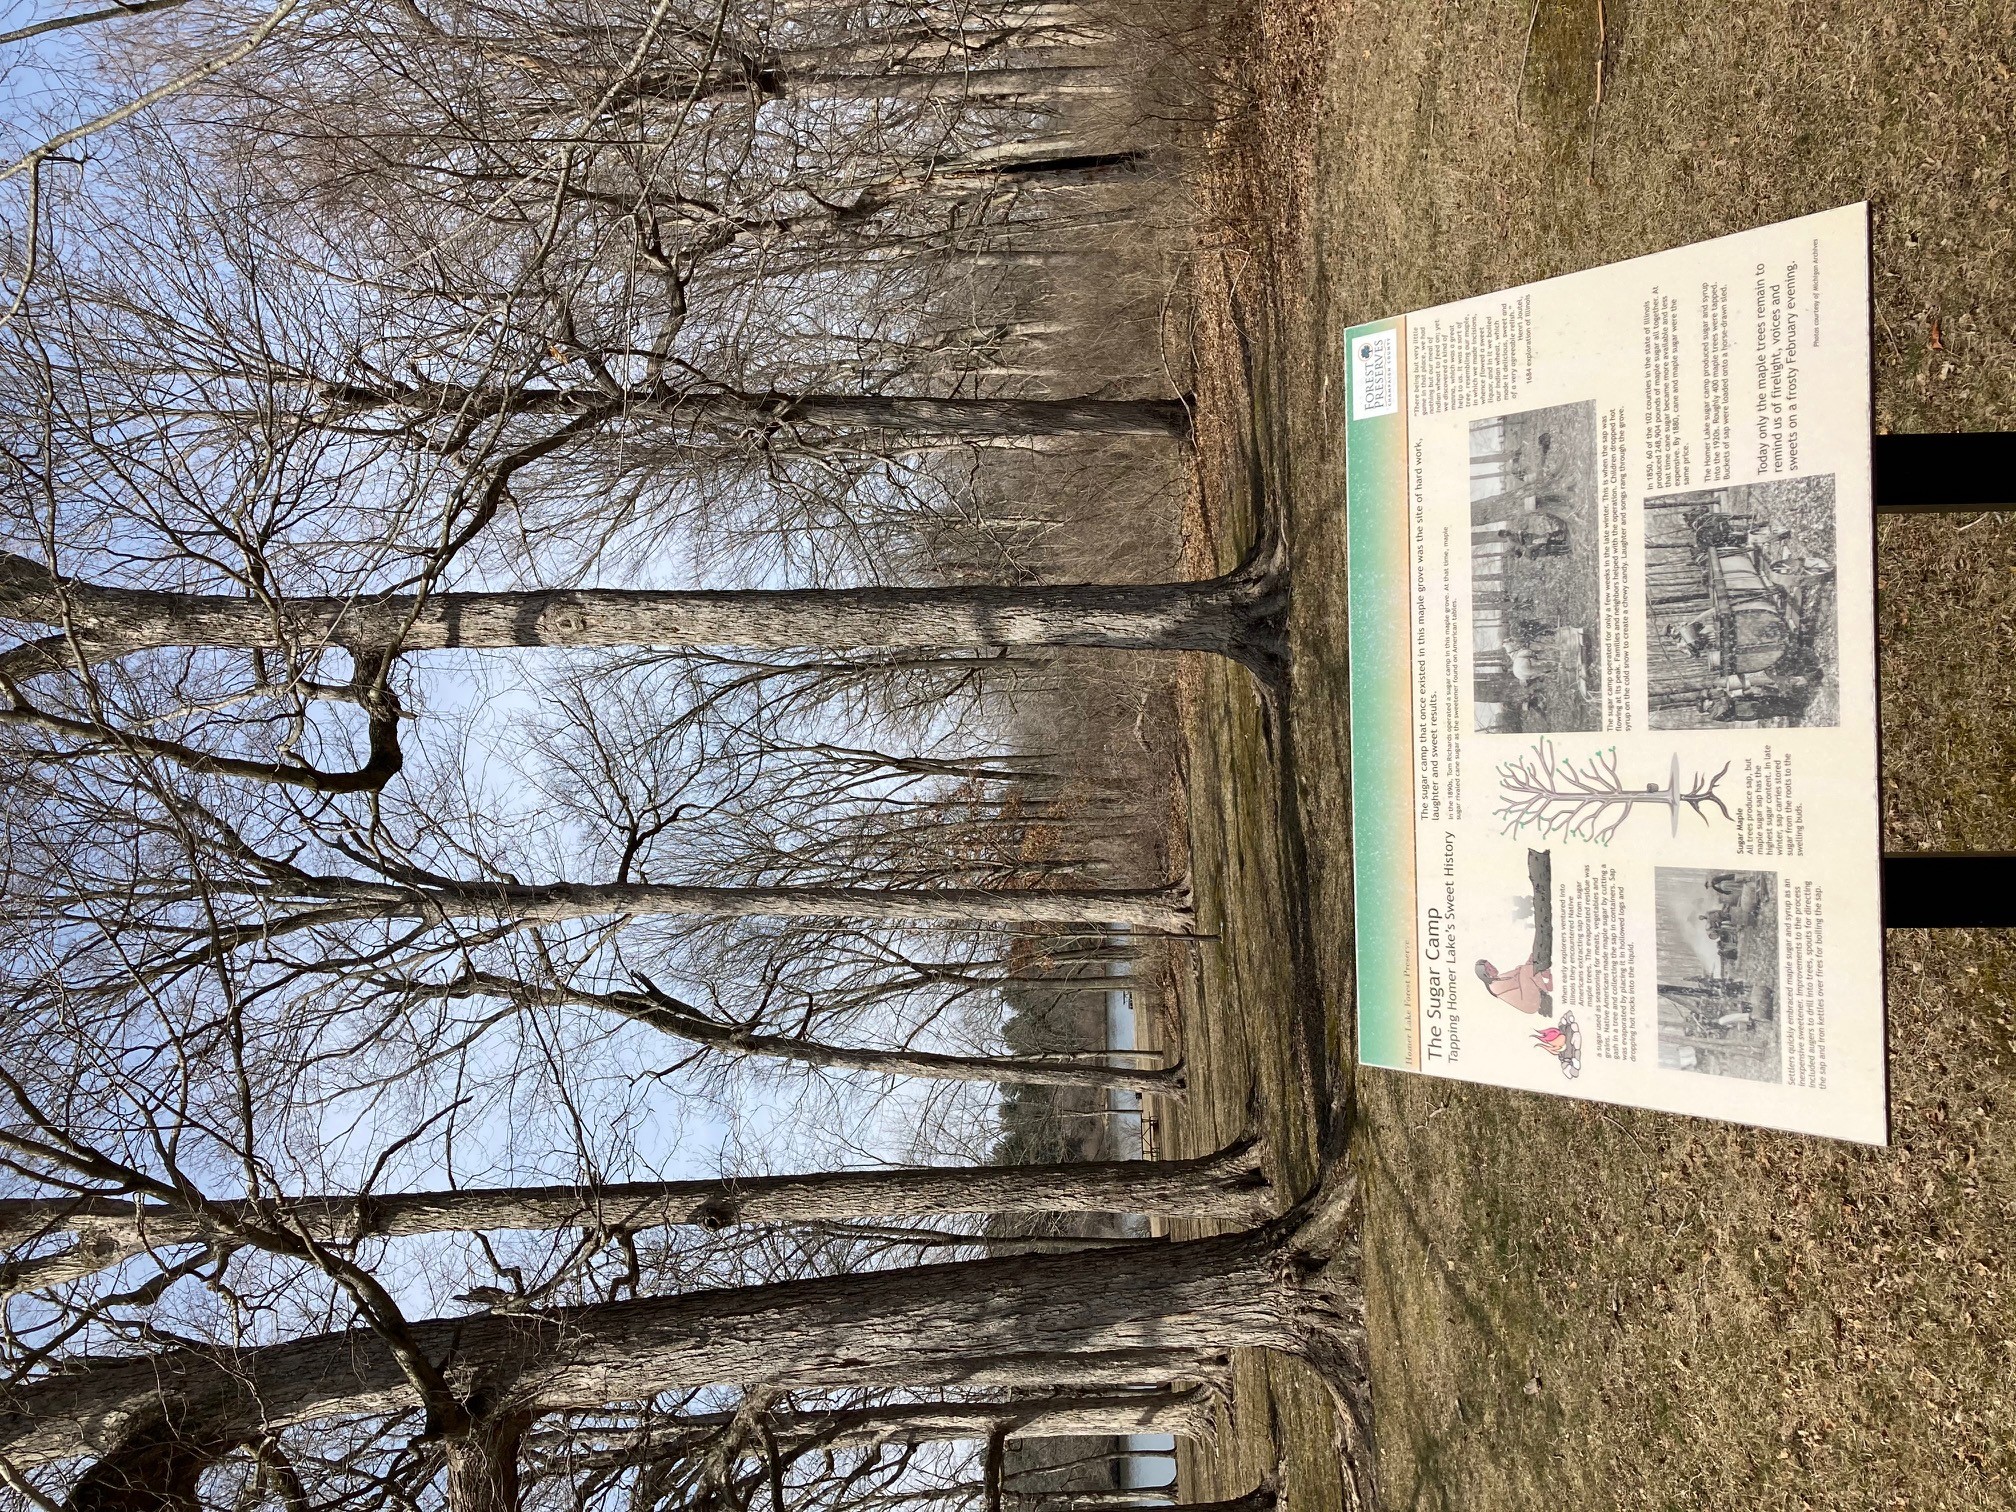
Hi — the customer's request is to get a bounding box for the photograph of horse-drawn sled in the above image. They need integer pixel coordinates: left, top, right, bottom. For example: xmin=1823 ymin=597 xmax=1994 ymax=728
xmin=1643 ymin=476 xmax=1839 ymax=729
xmin=1469 ymin=401 xmax=1604 ymax=734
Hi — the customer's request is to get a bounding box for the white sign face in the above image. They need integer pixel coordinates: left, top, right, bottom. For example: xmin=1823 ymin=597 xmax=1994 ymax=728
xmin=1345 ymin=205 xmax=1885 ymax=1144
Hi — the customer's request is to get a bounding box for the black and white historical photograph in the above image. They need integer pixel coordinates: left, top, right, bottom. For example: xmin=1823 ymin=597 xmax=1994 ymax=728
xmin=1644 ymin=475 xmax=1839 ymax=729
xmin=1469 ymin=401 xmax=1602 ymax=733
xmin=1654 ymin=867 xmax=1782 ymax=1082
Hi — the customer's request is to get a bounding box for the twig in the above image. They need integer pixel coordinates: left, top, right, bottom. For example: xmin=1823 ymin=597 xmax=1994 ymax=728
xmin=0 ymin=0 xmax=305 ymax=189
xmin=982 ymin=1425 xmax=1008 ymax=1512
xmin=0 ymin=156 xmax=46 ymax=334
xmin=1514 ymin=0 xmax=1543 ymax=123
xmin=0 ymin=1455 xmax=61 ymax=1512
xmin=0 ymin=0 xmax=194 ymax=48
xmin=1587 ymin=0 xmax=1607 ymax=181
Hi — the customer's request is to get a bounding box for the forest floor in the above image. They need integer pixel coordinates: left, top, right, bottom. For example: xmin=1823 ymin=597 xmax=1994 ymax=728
xmin=1156 ymin=2 xmax=2016 ymax=1509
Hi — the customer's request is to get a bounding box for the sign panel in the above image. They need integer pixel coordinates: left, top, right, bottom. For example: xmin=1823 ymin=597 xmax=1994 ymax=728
xmin=1346 ymin=205 xmax=1885 ymax=1143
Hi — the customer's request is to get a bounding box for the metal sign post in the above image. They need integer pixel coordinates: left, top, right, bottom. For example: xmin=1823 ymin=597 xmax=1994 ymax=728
xmin=1875 ymin=431 xmax=2015 ymax=928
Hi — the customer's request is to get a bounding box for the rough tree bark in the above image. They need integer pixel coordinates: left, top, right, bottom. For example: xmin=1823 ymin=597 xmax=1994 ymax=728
xmin=109 ymin=870 xmax=1193 ymax=933
xmin=1 ymin=1144 xmax=1271 ymax=1297
xmin=583 ymin=58 xmax=1113 ymax=109
xmin=1157 ymin=1488 xmax=1276 ymax=1512
xmin=58 ymin=1418 xmax=228 ymax=1512
xmin=298 ymin=874 xmax=1191 ymax=932
xmin=317 ymin=382 xmax=1191 ymax=440
xmin=0 ymin=1203 xmax=1363 ymax=1473
xmin=0 ymin=546 xmax=1286 ymax=680
xmin=443 ymin=1413 xmax=529 ymax=1512
xmin=714 ymin=391 xmax=1188 ymax=438
xmin=536 ymin=1385 xmax=1216 ymax=1467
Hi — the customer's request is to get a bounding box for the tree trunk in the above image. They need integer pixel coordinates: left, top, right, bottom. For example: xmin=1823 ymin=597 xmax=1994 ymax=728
xmin=1 ymin=1145 xmax=1269 ymax=1297
xmin=1141 ymin=1489 xmax=1275 ymax=1512
xmin=844 ymin=1488 xmax=1190 ymax=1510
xmin=0 ymin=1221 xmax=1340 ymax=1470
xmin=315 ymin=381 xmax=1187 ymax=440
xmin=604 ymin=59 xmax=1110 ymax=107
xmin=539 ymin=1385 xmax=1214 ymax=1465
xmin=0 ymin=548 xmax=1282 ymax=679
xmin=322 ymin=876 xmax=1191 ymax=932
xmin=781 ymin=63 xmax=1117 ymax=102
xmin=441 ymin=972 xmax=1186 ymax=1093
xmin=884 ymin=1348 xmax=1224 ymax=1390
xmin=753 ymin=394 xmax=1185 ymax=439
xmin=61 ymin=1420 xmax=227 ymax=1512
xmin=943 ymin=148 xmax=1146 ymax=183
xmin=443 ymin=1414 xmax=529 ymax=1512
xmin=837 ymin=150 xmax=1143 ymax=216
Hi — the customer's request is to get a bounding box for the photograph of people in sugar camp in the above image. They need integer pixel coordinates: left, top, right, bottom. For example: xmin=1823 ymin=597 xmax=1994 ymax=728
xmin=1643 ymin=475 xmax=1839 ymax=729
xmin=1469 ymin=401 xmax=1604 ymax=734
xmin=1654 ymin=867 xmax=1782 ymax=1082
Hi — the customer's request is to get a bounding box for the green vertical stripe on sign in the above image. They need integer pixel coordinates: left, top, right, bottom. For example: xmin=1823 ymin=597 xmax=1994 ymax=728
xmin=1345 ymin=318 xmax=1419 ymax=1070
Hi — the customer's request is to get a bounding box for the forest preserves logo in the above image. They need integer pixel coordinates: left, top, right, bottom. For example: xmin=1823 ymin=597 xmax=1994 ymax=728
xmin=1351 ymin=328 xmax=1399 ymax=419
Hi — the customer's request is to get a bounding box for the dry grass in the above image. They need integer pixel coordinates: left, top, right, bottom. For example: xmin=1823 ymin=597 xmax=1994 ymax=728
xmin=1155 ymin=2 xmax=2016 ymax=1509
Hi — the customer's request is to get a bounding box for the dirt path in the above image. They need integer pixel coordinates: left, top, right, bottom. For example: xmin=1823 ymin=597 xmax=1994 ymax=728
xmin=1164 ymin=3 xmax=2016 ymax=1508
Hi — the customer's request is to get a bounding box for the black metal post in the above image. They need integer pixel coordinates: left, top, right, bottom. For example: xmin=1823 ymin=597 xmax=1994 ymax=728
xmin=1881 ymin=854 xmax=2016 ymax=928
xmin=1874 ymin=432 xmax=2016 ymax=511
xmin=1872 ymin=435 xmax=2016 ymax=924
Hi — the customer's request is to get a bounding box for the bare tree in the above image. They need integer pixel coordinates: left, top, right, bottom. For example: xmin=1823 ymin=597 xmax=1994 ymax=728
xmin=0 ymin=1195 xmax=1363 ymax=1478
xmin=1494 ymin=739 xmax=1735 ymax=843
xmin=530 ymin=1384 xmax=1213 ymax=1463
xmin=0 ymin=1144 xmax=1270 ymax=1297
xmin=0 ymin=548 xmax=1283 ymax=680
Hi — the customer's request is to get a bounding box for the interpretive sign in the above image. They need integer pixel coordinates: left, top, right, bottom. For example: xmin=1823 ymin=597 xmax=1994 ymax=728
xmin=1345 ymin=205 xmax=1885 ymax=1143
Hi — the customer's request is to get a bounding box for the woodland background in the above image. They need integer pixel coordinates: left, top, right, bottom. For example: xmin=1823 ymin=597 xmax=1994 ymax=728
xmin=0 ymin=4 xmax=1317 ymax=1512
